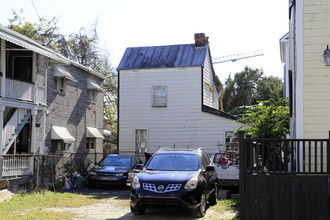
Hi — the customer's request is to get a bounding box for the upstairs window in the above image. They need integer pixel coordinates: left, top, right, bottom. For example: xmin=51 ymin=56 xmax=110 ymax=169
xmin=152 ymin=86 xmax=167 ymax=107
xmin=88 ymin=90 xmax=96 ymax=102
xmin=54 ymin=77 xmax=66 ymax=94
xmin=6 ymin=50 xmax=33 ymax=82
xmin=53 ymin=65 xmax=77 ymax=94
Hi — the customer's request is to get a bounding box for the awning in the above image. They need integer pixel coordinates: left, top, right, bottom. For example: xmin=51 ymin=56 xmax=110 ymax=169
xmin=51 ymin=126 xmax=76 ymax=142
xmin=87 ymin=78 xmax=104 ymax=92
xmin=103 ymin=130 xmax=111 ymax=136
xmin=54 ymin=65 xmax=77 ymax=82
xmin=87 ymin=127 xmax=104 ymax=139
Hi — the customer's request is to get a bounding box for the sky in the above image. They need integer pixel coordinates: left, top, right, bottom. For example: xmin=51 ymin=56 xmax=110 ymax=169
xmin=0 ymin=0 xmax=289 ymax=83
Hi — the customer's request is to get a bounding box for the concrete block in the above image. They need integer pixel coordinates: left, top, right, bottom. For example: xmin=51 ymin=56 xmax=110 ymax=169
xmin=0 ymin=189 xmax=12 ymax=203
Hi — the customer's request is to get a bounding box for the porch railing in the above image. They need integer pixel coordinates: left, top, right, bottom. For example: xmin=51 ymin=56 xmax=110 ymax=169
xmin=2 ymin=109 xmax=29 ymax=151
xmin=1 ymin=155 xmax=34 ymax=177
xmin=0 ymin=77 xmax=46 ymax=105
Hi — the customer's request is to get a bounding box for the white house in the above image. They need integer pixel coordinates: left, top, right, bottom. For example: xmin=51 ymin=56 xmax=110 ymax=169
xmin=117 ymin=33 xmax=244 ymax=155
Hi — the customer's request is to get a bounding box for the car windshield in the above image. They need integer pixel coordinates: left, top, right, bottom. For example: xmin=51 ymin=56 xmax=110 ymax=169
xmin=146 ymin=154 xmax=199 ymax=171
xmin=99 ymin=156 xmax=132 ymax=167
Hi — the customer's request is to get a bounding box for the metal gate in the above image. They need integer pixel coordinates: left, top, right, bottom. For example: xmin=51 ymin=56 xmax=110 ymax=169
xmin=238 ymin=131 xmax=330 ymax=220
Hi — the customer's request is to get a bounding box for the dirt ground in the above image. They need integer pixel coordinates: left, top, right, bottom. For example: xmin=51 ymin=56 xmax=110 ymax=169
xmin=43 ymin=188 xmax=237 ymax=220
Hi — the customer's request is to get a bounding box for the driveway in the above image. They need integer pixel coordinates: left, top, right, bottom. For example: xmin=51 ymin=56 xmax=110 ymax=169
xmin=50 ymin=187 xmax=238 ymax=220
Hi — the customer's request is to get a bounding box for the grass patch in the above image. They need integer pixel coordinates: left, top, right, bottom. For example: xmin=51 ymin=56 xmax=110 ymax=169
xmin=206 ymin=199 xmax=239 ymax=220
xmin=0 ymin=190 xmax=115 ymax=219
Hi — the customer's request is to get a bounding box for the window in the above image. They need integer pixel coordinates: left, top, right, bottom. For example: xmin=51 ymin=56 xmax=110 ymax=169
xmin=51 ymin=140 xmax=71 ymax=153
xmin=225 ymin=131 xmax=239 ymax=163
xmin=135 ymin=129 xmax=147 ymax=154
xmin=54 ymin=78 xmax=66 ymax=93
xmin=6 ymin=50 xmax=33 ymax=82
xmin=86 ymin=138 xmax=95 ymax=150
xmin=152 ymin=86 xmax=167 ymax=107
xmin=88 ymin=90 xmax=96 ymax=102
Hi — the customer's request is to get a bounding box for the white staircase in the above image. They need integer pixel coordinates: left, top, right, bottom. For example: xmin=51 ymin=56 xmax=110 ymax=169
xmin=2 ymin=109 xmax=31 ymax=154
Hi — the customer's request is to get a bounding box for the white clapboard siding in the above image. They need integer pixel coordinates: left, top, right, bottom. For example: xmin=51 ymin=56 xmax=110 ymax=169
xmin=202 ymin=52 xmax=219 ymax=109
xmin=119 ymin=66 xmax=242 ymax=154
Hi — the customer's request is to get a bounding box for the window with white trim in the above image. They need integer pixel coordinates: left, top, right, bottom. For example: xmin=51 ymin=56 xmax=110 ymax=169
xmin=54 ymin=77 xmax=66 ymax=94
xmin=135 ymin=129 xmax=147 ymax=154
xmin=86 ymin=138 xmax=95 ymax=150
xmin=152 ymin=86 xmax=167 ymax=107
xmin=52 ymin=140 xmax=71 ymax=153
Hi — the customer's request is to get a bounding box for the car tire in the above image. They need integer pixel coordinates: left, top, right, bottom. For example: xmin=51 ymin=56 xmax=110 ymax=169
xmin=130 ymin=203 xmax=146 ymax=215
xmin=88 ymin=182 xmax=96 ymax=189
xmin=194 ymin=193 xmax=207 ymax=217
xmin=209 ymin=181 xmax=218 ymax=206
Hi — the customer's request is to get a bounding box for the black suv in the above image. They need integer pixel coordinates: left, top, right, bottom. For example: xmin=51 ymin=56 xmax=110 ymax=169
xmin=130 ymin=148 xmax=218 ymax=217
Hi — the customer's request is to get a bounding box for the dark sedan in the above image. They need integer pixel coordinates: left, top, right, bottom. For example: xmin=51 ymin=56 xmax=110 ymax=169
xmin=87 ymin=154 xmax=141 ymax=187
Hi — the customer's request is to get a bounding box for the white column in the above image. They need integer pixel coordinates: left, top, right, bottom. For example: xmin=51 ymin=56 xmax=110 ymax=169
xmin=0 ymin=104 xmax=4 ymax=153
xmin=1 ymin=39 xmax=6 ymax=97
xmin=31 ymin=109 xmax=37 ymax=153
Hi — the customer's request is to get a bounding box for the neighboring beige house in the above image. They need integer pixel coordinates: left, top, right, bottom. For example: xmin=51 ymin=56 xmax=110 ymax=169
xmin=280 ymin=0 xmax=329 ymax=171
xmin=117 ymin=33 xmax=244 ymax=155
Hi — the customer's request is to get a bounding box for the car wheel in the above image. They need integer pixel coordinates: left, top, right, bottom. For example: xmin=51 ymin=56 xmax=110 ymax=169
xmin=130 ymin=203 xmax=146 ymax=215
xmin=194 ymin=193 xmax=207 ymax=217
xmin=88 ymin=182 xmax=96 ymax=189
xmin=209 ymin=181 xmax=218 ymax=206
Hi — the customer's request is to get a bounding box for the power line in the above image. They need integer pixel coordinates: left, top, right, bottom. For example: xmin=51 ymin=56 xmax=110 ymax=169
xmin=30 ymin=0 xmax=41 ymax=20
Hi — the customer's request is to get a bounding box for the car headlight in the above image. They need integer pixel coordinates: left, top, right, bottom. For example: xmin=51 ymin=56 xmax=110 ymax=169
xmin=128 ymin=172 xmax=138 ymax=180
xmin=114 ymin=173 xmax=124 ymax=177
xmin=89 ymin=171 xmax=96 ymax=175
xmin=184 ymin=177 xmax=198 ymax=190
xmin=132 ymin=176 xmax=140 ymax=189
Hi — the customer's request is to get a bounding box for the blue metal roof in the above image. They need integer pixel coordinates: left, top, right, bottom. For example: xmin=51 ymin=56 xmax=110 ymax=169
xmin=117 ymin=44 xmax=208 ymax=70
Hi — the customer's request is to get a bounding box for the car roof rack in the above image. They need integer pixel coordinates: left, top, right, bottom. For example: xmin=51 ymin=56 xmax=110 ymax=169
xmin=156 ymin=147 xmax=205 ymax=153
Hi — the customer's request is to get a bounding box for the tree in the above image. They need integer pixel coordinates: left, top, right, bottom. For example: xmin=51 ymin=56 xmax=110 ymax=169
xmin=255 ymin=76 xmax=283 ymax=102
xmin=237 ymin=98 xmax=289 ymax=138
xmin=223 ymin=66 xmax=263 ymax=112
xmin=222 ymin=66 xmax=284 ymax=114
xmin=8 ymin=10 xmax=118 ymax=149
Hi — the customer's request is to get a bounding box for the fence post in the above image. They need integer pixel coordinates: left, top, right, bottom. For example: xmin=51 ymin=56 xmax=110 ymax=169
xmin=238 ymin=130 xmax=245 ymax=220
xmin=328 ymin=131 xmax=330 ymax=174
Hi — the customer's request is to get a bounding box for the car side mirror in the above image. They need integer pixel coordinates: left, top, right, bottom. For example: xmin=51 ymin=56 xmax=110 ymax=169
xmin=205 ymin=165 xmax=215 ymax=172
xmin=135 ymin=164 xmax=144 ymax=170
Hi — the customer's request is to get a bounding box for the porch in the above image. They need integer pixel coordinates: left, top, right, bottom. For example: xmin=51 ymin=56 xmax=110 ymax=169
xmin=0 ymin=77 xmax=46 ymax=105
xmin=0 ymin=152 xmax=107 ymax=189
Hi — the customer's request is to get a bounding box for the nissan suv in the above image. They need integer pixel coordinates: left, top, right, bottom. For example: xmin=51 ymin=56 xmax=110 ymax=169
xmin=129 ymin=148 xmax=218 ymax=217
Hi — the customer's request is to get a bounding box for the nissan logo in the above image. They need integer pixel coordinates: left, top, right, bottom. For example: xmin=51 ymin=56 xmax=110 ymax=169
xmin=157 ymin=185 xmax=165 ymax=191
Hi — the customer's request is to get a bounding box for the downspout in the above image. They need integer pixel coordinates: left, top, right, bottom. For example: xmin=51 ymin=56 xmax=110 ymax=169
xmin=117 ymin=70 xmax=120 ymax=154
xmin=42 ymin=58 xmax=49 ymax=154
